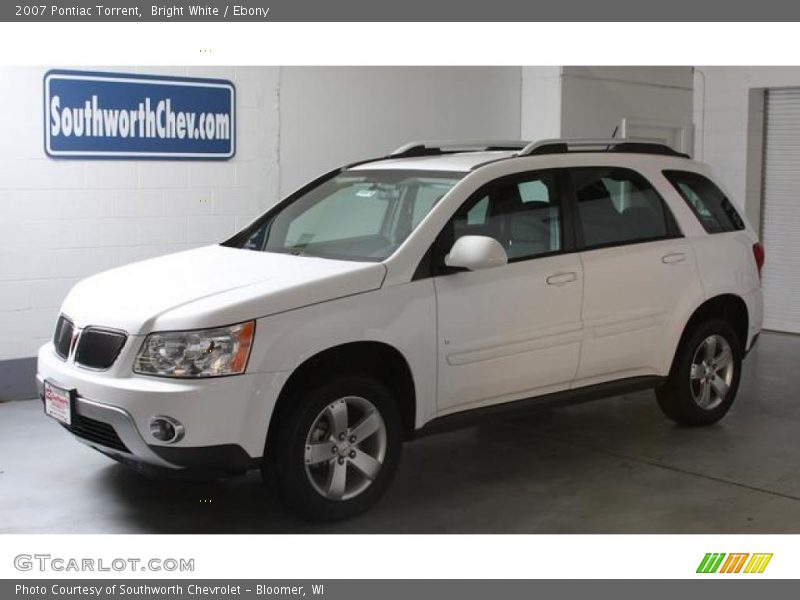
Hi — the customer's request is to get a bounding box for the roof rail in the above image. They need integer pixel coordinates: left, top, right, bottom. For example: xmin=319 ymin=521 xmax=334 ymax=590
xmin=518 ymin=138 xmax=689 ymax=158
xmin=390 ymin=140 xmax=530 ymax=158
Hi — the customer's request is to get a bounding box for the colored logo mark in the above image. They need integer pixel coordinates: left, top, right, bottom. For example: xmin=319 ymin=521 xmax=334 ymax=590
xmin=697 ymin=553 xmax=773 ymax=574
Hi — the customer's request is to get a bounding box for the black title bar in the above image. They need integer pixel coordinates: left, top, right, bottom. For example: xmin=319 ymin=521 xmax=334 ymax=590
xmin=5 ymin=0 xmax=800 ymax=21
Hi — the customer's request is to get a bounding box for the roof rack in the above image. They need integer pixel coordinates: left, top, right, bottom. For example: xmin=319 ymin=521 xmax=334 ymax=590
xmin=390 ymin=140 xmax=530 ymax=158
xmin=518 ymin=138 xmax=689 ymax=158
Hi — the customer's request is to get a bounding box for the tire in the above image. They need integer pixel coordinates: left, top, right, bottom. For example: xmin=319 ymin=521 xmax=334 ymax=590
xmin=656 ymin=318 xmax=742 ymax=426
xmin=263 ymin=373 xmax=403 ymax=521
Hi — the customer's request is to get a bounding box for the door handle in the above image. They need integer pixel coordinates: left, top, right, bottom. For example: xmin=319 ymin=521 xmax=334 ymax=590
xmin=662 ymin=252 xmax=687 ymax=265
xmin=546 ymin=271 xmax=578 ymax=286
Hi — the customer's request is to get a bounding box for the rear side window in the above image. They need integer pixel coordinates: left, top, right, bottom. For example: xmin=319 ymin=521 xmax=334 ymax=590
xmin=570 ymin=167 xmax=673 ymax=249
xmin=663 ymin=170 xmax=745 ymax=233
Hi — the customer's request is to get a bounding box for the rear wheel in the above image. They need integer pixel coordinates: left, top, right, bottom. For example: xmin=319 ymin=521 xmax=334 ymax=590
xmin=263 ymin=374 xmax=402 ymax=521
xmin=656 ymin=319 xmax=742 ymax=426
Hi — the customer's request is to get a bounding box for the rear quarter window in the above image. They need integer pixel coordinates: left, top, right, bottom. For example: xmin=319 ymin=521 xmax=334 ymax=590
xmin=663 ymin=170 xmax=745 ymax=233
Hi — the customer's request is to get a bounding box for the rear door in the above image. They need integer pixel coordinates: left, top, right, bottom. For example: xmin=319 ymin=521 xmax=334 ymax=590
xmin=568 ymin=166 xmax=703 ymax=386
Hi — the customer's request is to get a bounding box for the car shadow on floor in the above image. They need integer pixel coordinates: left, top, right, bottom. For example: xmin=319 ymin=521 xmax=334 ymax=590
xmin=95 ymin=409 xmax=586 ymax=534
xmin=92 ymin=383 xmax=800 ymax=534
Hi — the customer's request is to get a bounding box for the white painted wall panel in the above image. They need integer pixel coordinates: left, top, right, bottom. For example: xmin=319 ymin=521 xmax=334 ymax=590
xmin=278 ymin=66 xmax=522 ymax=195
xmin=560 ymin=68 xmax=693 ymax=141
xmin=520 ymin=66 xmax=561 ymax=142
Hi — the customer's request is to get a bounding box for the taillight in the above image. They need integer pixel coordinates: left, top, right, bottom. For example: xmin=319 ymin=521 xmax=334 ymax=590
xmin=752 ymin=242 xmax=765 ymax=279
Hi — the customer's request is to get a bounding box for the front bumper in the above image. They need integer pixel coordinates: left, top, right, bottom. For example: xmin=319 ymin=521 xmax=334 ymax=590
xmin=37 ymin=342 xmax=287 ymax=473
xmin=36 ymin=375 xmax=178 ymax=469
xmin=36 ymin=376 xmax=258 ymax=474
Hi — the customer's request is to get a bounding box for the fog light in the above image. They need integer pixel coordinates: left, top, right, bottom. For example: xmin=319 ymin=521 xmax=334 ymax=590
xmin=149 ymin=416 xmax=184 ymax=444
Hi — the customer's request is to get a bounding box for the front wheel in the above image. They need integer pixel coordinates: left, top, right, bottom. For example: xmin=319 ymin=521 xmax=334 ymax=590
xmin=264 ymin=374 xmax=403 ymax=521
xmin=656 ymin=319 xmax=742 ymax=426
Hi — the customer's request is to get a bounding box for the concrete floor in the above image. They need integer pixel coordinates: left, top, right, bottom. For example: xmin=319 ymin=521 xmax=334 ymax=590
xmin=2 ymin=331 xmax=800 ymax=533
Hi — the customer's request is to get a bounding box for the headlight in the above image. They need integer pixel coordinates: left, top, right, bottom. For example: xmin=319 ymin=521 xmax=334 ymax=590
xmin=134 ymin=321 xmax=255 ymax=378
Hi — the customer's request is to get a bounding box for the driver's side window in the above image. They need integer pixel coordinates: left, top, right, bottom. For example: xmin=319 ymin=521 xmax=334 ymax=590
xmin=447 ymin=171 xmax=562 ymax=262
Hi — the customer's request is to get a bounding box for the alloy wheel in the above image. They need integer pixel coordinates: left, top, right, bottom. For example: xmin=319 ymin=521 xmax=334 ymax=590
xmin=303 ymin=396 xmax=387 ymax=501
xmin=689 ymin=334 xmax=735 ymax=410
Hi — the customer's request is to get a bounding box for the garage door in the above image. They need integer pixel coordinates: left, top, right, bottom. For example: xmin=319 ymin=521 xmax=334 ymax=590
xmin=762 ymin=88 xmax=800 ymax=333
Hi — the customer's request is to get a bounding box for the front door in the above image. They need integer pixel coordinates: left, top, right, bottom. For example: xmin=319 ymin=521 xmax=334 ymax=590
xmin=433 ymin=170 xmax=584 ymax=414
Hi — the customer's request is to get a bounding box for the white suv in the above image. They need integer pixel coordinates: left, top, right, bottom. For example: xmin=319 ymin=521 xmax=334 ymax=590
xmin=37 ymin=139 xmax=764 ymax=520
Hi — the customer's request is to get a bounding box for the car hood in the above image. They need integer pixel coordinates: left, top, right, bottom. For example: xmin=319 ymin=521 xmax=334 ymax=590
xmin=61 ymin=245 xmax=387 ymax=334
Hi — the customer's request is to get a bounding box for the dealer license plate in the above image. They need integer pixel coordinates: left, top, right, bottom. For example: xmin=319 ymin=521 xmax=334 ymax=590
xmin=44 ymin=380 xmax=73 ymax=426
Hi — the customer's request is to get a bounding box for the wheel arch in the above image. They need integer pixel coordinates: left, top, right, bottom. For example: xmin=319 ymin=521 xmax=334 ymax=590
xmin=671 ymin=293 xmax=749 ymax=372
xmin=265 ymin=341 xmax=417 ymax=456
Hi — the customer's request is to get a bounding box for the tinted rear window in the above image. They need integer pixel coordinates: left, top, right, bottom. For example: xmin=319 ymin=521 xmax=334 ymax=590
xmin=572 ymin=167 xmax=673 ymax=248
xmin=663 ymin=170 xmax=745 ymax=233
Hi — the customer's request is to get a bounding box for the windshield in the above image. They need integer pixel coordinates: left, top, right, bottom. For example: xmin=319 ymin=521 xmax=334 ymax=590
xmin=227 ymin=169 xmax=463 ymax=261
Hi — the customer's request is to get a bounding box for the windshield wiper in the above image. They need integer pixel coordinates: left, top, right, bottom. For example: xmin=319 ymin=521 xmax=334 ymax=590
xmin=283 ymin=245 xmax=311 ymax=257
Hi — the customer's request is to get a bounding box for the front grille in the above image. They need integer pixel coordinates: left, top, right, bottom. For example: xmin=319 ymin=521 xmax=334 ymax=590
xmin=63 ymin=413 xmax=129 ymax=453
xmin=75 ymin=328 xmax=127 ymax=370
xmin=53 ymin=315 xmax=74 ymax=360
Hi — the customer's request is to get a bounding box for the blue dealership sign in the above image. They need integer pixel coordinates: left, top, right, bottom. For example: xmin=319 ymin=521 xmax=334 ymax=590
xmin=44 ymin=70 xmax=235 ymax=160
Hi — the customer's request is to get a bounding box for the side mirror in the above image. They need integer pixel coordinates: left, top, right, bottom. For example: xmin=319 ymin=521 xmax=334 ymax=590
xmin=444 ymin=235 xmax=508 ymax=271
